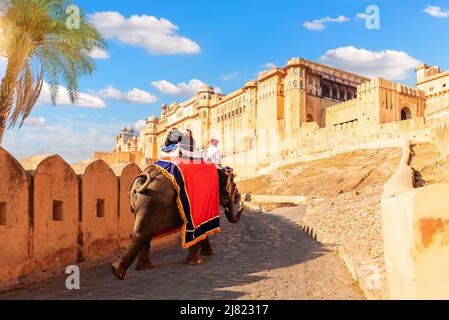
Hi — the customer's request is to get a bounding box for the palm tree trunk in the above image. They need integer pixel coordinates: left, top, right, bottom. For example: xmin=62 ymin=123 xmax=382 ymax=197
xmin=0 ymin=35 xmax=30 ymax=144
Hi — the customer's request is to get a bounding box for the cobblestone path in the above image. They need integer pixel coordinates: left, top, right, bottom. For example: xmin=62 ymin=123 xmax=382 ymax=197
xmin=0 ymin=207 xmax=363 ymax=300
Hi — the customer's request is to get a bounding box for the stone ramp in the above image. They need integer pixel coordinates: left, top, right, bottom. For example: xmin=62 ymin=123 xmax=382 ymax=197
xmin=0 ymin=210 xmax=363 ymax=300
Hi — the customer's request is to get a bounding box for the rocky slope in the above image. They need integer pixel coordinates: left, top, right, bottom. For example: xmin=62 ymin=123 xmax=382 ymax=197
xmin=238 ymin=143 xmax=449 ymax=299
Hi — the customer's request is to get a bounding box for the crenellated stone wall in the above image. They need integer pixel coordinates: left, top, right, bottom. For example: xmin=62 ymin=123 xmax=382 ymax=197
xmin=225 ymin=117 xmax=433 ymax=180
xmin=0 ymin=147 xmax=176 ymax=293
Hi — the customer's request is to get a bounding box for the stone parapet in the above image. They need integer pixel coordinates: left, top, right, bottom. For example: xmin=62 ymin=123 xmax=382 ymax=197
xmin=0 ymin=147 xmax=178 ymax=294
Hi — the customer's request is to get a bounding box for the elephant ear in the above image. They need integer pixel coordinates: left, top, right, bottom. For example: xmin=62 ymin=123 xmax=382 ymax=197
xmin=129 ymin=173 xmax=152 ymax=212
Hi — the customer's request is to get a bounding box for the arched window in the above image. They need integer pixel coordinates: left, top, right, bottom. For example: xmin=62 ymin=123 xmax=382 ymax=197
xmin=401 ymin=107 xmax=412 ymax=120
xmin=306 ymin=114 xmax=314 ymax=122
xmin=332 ymin=87 xmax=338 ymax=100
xmin=293 ymin=80 xmax=298 ymax=88
xmin=322 ymin=85 xmax=330 ymax=98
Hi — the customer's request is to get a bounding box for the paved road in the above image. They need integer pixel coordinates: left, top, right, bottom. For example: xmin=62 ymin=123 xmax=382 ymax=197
xmin=0 ymin=206 xmax=363 ymax=300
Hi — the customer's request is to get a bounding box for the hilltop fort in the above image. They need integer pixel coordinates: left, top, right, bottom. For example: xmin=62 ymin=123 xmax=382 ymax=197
xmin=94 ymin=58 xmax=448 ymax=178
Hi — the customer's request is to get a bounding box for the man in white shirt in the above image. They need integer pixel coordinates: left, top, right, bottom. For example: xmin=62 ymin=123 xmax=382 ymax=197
xmin=205 ymin=139 xmax=222 ymax=168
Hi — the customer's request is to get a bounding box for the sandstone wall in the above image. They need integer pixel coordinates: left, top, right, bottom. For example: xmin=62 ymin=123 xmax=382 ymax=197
xmin=225 ymin=118 xmax=433 ymax=180
xmin=0 ymin=148 xmax=30 ymax=284
xmin=0 ymin=148 xmax=175 ymax=293
xmin=382 ymin=183 xmax=449 ymax=299
xmin=28 ymin=155 xmax=79 ymax=272
xmin=78 ymin=160 xmax=119 ymax=261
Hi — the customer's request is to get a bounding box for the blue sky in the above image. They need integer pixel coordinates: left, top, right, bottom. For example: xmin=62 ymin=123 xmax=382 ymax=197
xmin=3 ymin=0 xmax=449 ymax=163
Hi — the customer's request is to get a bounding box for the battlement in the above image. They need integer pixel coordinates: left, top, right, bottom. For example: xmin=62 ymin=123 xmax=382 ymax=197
xmin=326 ymin=98 xmax=357 ymax=113
xmin=357 ymin=77 xmax=425 ymax=97
xmin=0 ymin=148 xmax=180 ymax=292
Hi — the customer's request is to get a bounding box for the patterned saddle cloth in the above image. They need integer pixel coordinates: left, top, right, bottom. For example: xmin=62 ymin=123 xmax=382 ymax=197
xmin=152 ymin=157 xmax=221 ymax=248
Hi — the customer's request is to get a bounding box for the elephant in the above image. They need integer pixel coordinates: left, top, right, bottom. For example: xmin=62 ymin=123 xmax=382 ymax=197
xmin=111 ymin=163 xmax=243 ymax=280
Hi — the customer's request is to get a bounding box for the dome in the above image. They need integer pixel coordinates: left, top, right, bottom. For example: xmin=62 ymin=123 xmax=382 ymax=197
xmin=198 ymin=85 xmax=214 ymax=94
xmin=147 ymin=116 xmax=158 ymax=122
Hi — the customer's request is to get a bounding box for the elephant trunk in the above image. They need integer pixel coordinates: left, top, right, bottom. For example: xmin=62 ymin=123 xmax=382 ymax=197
xmin=224 ymin=193 xmax=243 ymax=223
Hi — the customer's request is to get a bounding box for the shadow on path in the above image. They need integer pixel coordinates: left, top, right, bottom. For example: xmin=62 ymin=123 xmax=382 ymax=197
xmin=0 ymin=211 xmax=353 ymax=300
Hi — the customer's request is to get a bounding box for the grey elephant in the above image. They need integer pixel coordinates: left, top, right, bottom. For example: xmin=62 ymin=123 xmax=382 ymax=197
xmin=111 ymin=159 xmax=243 ymax=280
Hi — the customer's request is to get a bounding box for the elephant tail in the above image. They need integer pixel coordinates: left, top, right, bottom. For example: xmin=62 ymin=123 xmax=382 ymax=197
xmin=129 ymin=172 xmax=152 ymax=212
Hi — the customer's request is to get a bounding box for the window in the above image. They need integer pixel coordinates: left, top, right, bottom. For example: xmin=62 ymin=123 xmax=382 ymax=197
xmin=401 ymin=107 xmax=412 ymax=121
xmin=96 ymin=199 xmax=105 ymax=218
xmin=0 ymin=202 xmax=6 ymax=225
xmin=53 ymin=200 xmax=63 ymax=221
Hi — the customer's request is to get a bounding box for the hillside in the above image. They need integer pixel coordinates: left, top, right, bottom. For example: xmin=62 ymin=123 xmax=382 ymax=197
xmin=239 ymin=143 xmax=448 ymax=198
xmin=238 ymin=143 xmax=449 ymax=299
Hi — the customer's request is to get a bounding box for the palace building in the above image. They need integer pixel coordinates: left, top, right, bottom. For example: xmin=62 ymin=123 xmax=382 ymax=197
xmin=94 ymin=57 xmax=449 ymax=177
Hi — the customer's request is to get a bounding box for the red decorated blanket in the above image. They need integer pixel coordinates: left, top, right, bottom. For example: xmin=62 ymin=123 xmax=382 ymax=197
xmin=152 ymin=157 xmax=220 ymax=248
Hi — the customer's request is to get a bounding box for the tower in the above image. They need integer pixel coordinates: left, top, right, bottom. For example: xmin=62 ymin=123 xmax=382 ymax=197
xmin=284 ymin=59 xmax=307 ymax=136
xmin=139 ymin=116 xmax=159 ymax=165
xmin=196 ymin=85 xmax=214 ymax=148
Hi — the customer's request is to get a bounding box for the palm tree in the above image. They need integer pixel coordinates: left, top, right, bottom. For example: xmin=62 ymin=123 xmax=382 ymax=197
xmin=0 ymin=0 xmax=105 ymax=143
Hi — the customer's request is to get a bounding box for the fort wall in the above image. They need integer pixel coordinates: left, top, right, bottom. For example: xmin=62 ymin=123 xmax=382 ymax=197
xmin=224 ymin=117 xmax=433 ymax=180
xmin=0 ymin=148 xmax=176 ymax=293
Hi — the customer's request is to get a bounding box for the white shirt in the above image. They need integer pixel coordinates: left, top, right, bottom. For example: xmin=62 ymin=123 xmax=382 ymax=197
xmin=205 ymin=144 xmax=222 ymax=168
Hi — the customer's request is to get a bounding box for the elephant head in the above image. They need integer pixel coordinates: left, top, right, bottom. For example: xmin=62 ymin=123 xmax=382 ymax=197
xmin=220 ymin=170 xmax=244 ymax=224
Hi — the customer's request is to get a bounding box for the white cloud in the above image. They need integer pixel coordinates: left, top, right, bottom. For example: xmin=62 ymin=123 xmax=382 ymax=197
xmin=0 ymin=56 xmax=7 ymax=80
xmin=89 ymin=11 xmax=201 ymax=55
xmin=89 ymin=48 xmax=110 ymax=59
xmin=318 ymin=46 xmax=422 ymax=80
xmin=303 ymin=15 xmax=350 ymax=30
xmin=98 ymin=85 xmax=158 ymax=104
xmin=151 ymin=79 xmax=205 ymax=97
xmin=355 ymin=13 xmax=369 ymax=20
xmin=261 ymin=62 xmax=276 ymax=70
xmin=134 ymin=119 xmax=146 ymax=130
xmin=424 ymin=5 xmax=449 ymax=18
xmin=3 ymin=124 xmax=116 ymax=163
xmin=23 ymin=117 xmax=46 ymax=127
xmin=0 ymin=58 xmax=106 ymax=108
xmin=222 ymin=72 xmax=239 ymax=81
xmin=39 ymin=82 xmax=107 ymax=108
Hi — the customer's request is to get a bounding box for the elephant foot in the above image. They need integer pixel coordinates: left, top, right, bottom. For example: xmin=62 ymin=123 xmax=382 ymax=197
xmin=111 ymin=260 xmax=128 ymax=280
xmin=200 ymin=248 xmax=214 ymax=256
xmin=184 ymin=255 xmax=205 ymax=265
xmin=135 ymin=262 xmax=155 ymax=271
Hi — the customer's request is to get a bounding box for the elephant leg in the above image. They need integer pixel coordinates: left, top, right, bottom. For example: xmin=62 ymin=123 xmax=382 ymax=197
xmin=184 ymin=243 xmax=205 ymax=265
xmin=200 ymin=237 xmax=214 ymax=256
xmin=112 ymin=231 xmax=150 ymax=280
xmin=112 ymin=200 xmax=165 ymax=280
xmin=135 ymin=241 xmax=155 ymax=271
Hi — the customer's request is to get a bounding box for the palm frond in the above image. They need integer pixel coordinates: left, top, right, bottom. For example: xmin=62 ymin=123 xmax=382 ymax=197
xmin=0 ymin=0 xmax=106 ymax=139
xmin=9 ymin=57 xmax=44 ymax=128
